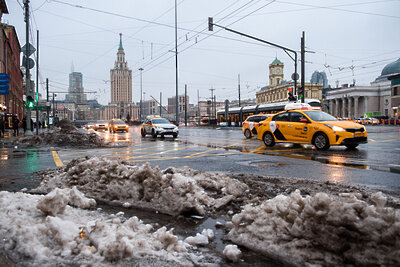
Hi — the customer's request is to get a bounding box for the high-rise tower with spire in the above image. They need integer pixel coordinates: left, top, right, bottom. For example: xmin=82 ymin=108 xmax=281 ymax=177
xmin=110 ymin=33 xmax=132 ymax=105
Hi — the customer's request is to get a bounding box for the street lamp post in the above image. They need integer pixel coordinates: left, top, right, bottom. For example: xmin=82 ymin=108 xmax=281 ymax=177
xmin=139 ymin=68 xmax=143 ymax=122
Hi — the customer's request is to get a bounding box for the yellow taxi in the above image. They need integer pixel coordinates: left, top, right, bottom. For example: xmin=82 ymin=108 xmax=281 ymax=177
xmin=242 ymin=114 xmax=273 ymax=139
xmin=257 ymin=104 xmax=367 ymax=150
xmin=108 ymin=119 xmax=129 ymax=133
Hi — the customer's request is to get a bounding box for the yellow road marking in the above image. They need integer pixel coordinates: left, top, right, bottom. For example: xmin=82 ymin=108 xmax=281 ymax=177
xmin=369 ymin=138 xmax=376 ymax=142
xmin=126 ymin=152 xmax=239 ymax=162
xmin=124 ymin=144 xmax=199 ymax=160
xmin=249 ymin=145 xmax=265 ymax=153
xmin=52 ymin=151 xmax=64 ymax=167
xmin=371 ymin=138 xmax=400 ymax=143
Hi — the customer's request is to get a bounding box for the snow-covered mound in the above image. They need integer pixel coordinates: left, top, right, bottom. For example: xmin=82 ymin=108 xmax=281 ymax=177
xmin=0 ymin=189 xmax=191 ymax=266
xmin=226 ymin=189 xmax=400 ymax=266
xmin=14 ymin=119 xmax=106 ymax=147
xmin=33 ymin=156 xmax=249 ymax=216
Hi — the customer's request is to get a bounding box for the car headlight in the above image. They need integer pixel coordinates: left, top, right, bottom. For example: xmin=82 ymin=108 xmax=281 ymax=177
xmin=325 ymin=124 xmax=345 ymax=132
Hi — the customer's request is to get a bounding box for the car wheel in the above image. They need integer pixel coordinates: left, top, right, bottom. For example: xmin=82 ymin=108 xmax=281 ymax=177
xmin=313 ymin=132 xmax=330 ymax=150
xmin=173 ymin=133 xmax=177 ymax=138
xmin=345 ymin=144 xmax=358 ymax=149
xmin=244 ymin=129 xmax=252 ymax=139
xmin=141 ymin=129 xmax=146 ymax=137
xmin=263 ymin=132 xmax=275 ymax=147
xmin=151 ymin=129 xmax=157 ymax=138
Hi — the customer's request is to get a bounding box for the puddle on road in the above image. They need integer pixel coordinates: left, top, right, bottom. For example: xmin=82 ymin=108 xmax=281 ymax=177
xmin=97 ymin=202 xmax=280 ymax=266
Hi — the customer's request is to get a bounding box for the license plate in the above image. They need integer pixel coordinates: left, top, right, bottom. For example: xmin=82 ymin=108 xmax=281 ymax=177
xmin=355 ymin=132 xmax=364 ymax=137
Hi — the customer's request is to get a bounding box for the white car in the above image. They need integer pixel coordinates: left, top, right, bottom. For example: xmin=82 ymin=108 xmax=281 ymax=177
xmin=141 ymin=117 xmax=179 ymax=138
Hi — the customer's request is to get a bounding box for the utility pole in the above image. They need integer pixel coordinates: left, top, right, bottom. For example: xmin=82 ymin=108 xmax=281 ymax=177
xmin=300 ymin=31 xmax=305 ymax=103
xmin=24 ymin=0 xmax=32 ymax=136
xmin=184 ymin=84 xmax=187 ymax=126
xmin=35 ymin=30 xmax=39 ymax=135
xmin=52 ymin=93 xmax=55 ymax=124
xmin=238 ymin=74 xmax=241 ymax=107
xmin=197 ymin=89 xmax=200 ymax=126
xmin=46 ymin=78 xmax=49 ymax=127
xmin=174 ymin=0 xmax=179 ymax=125
xmin=238 ymin=74 xmax=242 ymax=127
xmin=209 ymin=88 xmax=215 ymax=122
xmin=159 ymin=92 xmax=162 ymax=116
xmin=139 ymin=68 xmax=143 ymax=121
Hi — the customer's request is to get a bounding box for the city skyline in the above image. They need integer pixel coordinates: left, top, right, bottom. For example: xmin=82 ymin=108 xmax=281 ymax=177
xmin=4 ymin=0 xmax=400 ymax=106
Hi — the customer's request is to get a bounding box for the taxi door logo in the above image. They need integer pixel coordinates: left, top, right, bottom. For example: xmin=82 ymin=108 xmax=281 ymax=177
xmin=270 ymin=121 xmax=286 ymax=140
xmin=249 ymin=122 xmax=257 ymax=134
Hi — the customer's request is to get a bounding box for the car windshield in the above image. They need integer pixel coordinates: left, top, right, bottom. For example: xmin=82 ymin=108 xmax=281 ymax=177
xmin=152 ymin=118 xmax=171 ymax=124
xmin=113 ymin=120 xmax=125 ymax=124
xmin=303 ymin=111 xmax=338 ymax=121
xmin=97 ymin=121 xmax=107 ymax=124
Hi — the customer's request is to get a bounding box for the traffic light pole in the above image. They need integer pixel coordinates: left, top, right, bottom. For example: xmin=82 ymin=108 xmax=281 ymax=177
xmin=208 ymin=18 xmax=298 ymax=95
xmin=35 ymin=30 xmax=39 ymax=135
xmin=300 ymin=31 xmax=305 ymax=103
xmin=24 ymin=0 xmax=32 ymax=136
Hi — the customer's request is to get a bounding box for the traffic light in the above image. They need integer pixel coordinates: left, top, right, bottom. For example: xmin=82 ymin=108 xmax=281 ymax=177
xmin=287 ymin=87 xmax=296 ymax=101
xmin=298 ymin=87 xmax=304 ymax=101
xmin=26 ymin=95 xmax=34 ymax=108
xmin=208 ymin=17 xmax=213 ymax=31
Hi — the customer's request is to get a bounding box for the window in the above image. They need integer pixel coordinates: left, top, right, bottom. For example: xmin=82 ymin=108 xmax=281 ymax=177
xmin=290 ymin=112 xmax=306 ymax=122
xmin=273 ymin=112 xmax=289 ymax=121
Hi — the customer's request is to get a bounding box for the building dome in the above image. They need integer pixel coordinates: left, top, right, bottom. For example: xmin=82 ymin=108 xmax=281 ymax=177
xmin=271 ymin=57 xmax=283 ymax=65
xmin=381 ymin=58 xmax=400 ymax=76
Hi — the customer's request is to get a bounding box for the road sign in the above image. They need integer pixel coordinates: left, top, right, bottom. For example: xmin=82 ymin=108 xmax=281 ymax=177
xmin=291 ymin=73 xmax=299 ymax=81
xmin=22 ymin=57 xmax=35 ymax=69
xmin=21 ymin=43 xmax=36 ymax=57
xmin=0 ymin=73 xmax=9 ymax=95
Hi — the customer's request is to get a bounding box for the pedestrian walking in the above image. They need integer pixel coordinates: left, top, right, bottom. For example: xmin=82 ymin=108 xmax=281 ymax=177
xmin=22 ymin=117 xmax=26 ymax=133
xmin=13 ymin=117 xmax=20 ymax=136
xmin=0 ymin=116 xmax=5 ymax=138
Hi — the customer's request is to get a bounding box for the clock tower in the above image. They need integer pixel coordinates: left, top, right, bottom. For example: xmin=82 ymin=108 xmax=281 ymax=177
xmin=269 ymin=57 xmax=284 ymax=87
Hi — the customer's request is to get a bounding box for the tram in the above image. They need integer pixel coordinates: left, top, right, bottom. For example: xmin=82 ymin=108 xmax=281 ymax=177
xmin=216 ymin=99 xmax=321 ymax=126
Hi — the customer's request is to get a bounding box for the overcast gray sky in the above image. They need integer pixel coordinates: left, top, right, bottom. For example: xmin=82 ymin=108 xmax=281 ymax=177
xmin=5 ymin=0 xmax=400 ymax=105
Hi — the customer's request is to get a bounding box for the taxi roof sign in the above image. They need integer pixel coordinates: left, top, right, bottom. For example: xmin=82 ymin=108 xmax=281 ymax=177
xmin=145 ymin=115 xmax=161 ymax=119
xmin=284 ymin=102 xmax=311 ymax=111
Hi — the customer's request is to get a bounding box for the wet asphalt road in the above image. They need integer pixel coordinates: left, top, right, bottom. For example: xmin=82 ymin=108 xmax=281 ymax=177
xmin=0 ymin=125 xmax=399 ymax=193
xmin=0 ymin=125 xmax=399 ymax=266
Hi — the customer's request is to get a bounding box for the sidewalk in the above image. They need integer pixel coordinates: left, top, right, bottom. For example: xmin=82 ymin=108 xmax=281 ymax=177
xmin=0 ymin=128 xmax=52 ymax=145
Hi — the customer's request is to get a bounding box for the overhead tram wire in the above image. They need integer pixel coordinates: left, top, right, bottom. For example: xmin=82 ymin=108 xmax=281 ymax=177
xmin=134 ymin=0 xmax=276 ymax=76
xmin=275 ymin=0 xmax=400 ymax=19
xmin=131 ymin=0 xmax=262 ymax=71
xmin=48 ymin=0 xmax=265 ymax=77
xmin=224 ymin=0 xmax=400 ymax=20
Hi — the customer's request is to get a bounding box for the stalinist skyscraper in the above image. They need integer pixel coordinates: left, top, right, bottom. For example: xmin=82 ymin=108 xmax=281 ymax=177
xmin=110 ymin=33 xmax=132 ymax=105
xmin=102 ymin=33 xmax=137 ymax=120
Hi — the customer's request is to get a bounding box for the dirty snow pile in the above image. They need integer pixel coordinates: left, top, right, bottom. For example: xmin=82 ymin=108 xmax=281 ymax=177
xmin=0 ymin=188 xmax=192 ymax=266
xmin=33 ymin=156 xmax=249 ymax=216
xmin=227 ymin=189 xmax=400 ymax=266
xmin=14 ymin=119 xmax=106 ymax=147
